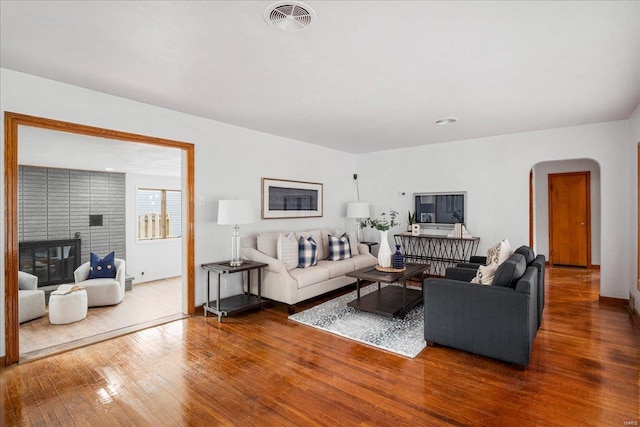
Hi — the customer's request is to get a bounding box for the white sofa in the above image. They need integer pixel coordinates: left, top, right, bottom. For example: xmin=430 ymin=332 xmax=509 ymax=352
xmin=242 ymin=228 xmax=377 ymax=312
xmin=74 ymin=258 xmax=126 ymax=307
xmin=18 ymin=271 xmax=46 ymax=323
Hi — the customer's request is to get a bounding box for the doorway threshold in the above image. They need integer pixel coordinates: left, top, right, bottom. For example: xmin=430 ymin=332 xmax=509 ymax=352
xmin=19 ymin=313 xmax=189 ymax=364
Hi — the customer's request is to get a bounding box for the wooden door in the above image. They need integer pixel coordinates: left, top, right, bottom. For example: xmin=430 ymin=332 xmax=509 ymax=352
xmin=548 ymin=172 xmax=590 ymax=267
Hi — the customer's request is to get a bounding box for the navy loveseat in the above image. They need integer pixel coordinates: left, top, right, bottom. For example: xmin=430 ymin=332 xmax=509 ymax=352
xmin=423 ymin=252 xmax=538 ymax=367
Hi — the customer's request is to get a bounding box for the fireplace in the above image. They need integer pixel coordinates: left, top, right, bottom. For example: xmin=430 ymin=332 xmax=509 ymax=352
xmin=19 ymin=239 xmax=82 ymax=287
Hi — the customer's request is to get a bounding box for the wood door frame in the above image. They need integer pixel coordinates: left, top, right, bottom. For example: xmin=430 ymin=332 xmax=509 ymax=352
xmin=4 ymin=112 xmax=195 ymax=366
xmin=548 ymin=171 xmax=591 ymax=267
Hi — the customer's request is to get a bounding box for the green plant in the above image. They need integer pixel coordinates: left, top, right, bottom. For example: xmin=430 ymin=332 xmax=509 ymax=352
xmin=361 ymin=209 xmax=400 ymax=231
xmin=407 ymin=210 xmax=416 ymax=225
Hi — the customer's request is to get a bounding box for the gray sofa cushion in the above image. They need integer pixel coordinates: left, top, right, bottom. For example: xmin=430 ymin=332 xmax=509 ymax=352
xmin=514 ymin=245 xmax=535 ymax=264
xmin=493 ymin=253 xmax=526 ymax=287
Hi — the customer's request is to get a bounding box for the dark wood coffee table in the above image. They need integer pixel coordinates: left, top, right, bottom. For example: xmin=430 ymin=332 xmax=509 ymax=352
xmin=346 ymin=263 xmax=429 ymax=318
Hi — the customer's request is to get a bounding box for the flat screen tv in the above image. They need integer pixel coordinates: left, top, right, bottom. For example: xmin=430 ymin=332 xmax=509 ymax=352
xmin=414 ymin=192 xmax=466 ymax=228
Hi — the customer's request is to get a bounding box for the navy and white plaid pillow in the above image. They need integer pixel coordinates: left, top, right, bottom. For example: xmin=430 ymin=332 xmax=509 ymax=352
xmin=328 ymin=233 xmax=352 ymax=261
xmin=298 ymin=236 xmax=318 ymax=268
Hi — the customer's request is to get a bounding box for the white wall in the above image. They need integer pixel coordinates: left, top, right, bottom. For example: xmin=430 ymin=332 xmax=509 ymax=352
xmin=533 ymin=159 xmax=601 ymax=264
xmin=356 ymin=120 xmax=632 ymax=302
xmin=628 ymin=103 xmax=640 ymax=314
xmin=0 ymin=68 xmax=357 ymax=357
xmin=126 ymin=173 xmax=182 ymax=284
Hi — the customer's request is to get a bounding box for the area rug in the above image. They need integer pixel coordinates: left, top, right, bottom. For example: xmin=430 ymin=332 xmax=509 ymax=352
xmin=288 ymin=283 xmax=426 ymax=358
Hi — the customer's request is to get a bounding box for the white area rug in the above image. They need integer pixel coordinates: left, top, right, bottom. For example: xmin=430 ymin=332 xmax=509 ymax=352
xmin=288 ymin=283 xmax=426 ymax=358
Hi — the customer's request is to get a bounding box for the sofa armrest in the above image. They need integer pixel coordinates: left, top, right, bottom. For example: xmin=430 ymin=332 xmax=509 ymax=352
xmin=357 ymin=243 xmax=371 ymax=255
xmin=444 ymin=267 xmax=477 ymax=282
xmin=18 ymin=271 xmax=38 ymax=290
xmin=456 ymin=262 xmax=481 ymax=270
xmin=74 ymin=262 xmax=90 ymax=283
xmin=242 ymin=247 xmax=288 ymax=275
xmin=469 ymin=255 xmax=487 ymax=264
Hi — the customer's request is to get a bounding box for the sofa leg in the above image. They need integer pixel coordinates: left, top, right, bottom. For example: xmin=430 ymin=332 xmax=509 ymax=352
xmin=427 ymin=340 xmax=435 ymax=347
xmin=287 ymin=305 xmax=296 ymax=315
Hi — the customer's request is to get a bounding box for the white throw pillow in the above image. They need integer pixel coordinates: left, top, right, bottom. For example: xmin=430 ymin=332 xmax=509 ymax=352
xmin=470 ymin=262 xmax=499 ymax=285
xmin=277 ymin=233 xmax=299 ymax=270
xmin=486 ymin=238 xmax=513 ymax=265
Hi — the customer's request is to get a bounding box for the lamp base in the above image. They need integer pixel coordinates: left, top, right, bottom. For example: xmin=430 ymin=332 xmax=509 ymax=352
xmin=229 ymin=259 xmax=244 ymax=267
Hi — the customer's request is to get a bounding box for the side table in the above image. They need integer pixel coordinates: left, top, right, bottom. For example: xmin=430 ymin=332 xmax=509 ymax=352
xmin=360 ymin=241 xmax=378 ymax=253
xmin=201 ymin=260 xmax=267 ymax=322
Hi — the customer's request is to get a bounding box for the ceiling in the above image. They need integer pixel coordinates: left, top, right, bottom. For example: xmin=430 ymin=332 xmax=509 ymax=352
xmin=1 ymin=1 xmax=639 ymax=154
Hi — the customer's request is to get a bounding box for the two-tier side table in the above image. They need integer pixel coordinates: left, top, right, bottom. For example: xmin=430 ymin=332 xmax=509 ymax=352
xmin=201 ymin=260 xmax=267 ymax=322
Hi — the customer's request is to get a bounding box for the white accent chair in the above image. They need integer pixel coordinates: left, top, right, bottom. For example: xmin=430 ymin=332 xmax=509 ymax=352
xmin=74 ymin=259 xmax=126 ymax=307
xmin=18 ymin=271 xmax=46 ymax=323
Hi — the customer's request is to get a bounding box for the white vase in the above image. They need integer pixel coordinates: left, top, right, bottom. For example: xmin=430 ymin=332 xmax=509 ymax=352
xmin=377 ymin=230 xmax=392 ymax=268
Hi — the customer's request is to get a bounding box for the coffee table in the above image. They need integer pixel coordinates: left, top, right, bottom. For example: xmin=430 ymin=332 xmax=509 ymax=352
xmin=346 ymin=263 xmax=429 ymax=318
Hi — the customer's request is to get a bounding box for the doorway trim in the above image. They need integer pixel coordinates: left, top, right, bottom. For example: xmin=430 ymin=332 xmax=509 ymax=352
xmin=548 ymin=171 xmax=591 ymax=268
xmin=4 ymin=112 xmax=195 ymax=366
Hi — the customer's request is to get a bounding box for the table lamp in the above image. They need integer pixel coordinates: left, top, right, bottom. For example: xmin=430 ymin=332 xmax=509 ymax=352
xmin=347 ymin=202 xmax=370 ymax=242
xmin=218 ymin=200 xmax=255 ymax=267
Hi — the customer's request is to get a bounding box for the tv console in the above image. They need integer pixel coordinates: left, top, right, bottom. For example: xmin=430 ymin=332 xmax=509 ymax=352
xmin=394 ymin=233 xmax=480 ymax=277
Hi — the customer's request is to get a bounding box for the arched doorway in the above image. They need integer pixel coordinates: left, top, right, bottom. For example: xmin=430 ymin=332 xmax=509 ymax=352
xmin=530 ymin=158 xmax=601 ymax=271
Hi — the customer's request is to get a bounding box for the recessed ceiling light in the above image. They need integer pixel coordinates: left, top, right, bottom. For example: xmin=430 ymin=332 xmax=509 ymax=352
xmin=105 ymin=167 xmax=114 ymax=171
xmin=434 ymin=117 xmax=459 ymax=125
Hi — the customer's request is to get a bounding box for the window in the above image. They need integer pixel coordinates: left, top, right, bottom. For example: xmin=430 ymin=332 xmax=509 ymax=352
xmin=137 ymin=188 xmax=182 ymax=240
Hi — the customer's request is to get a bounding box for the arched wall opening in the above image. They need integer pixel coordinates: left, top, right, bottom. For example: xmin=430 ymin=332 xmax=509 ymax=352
xmin=531 ymin=158 xmax=601 ymax=269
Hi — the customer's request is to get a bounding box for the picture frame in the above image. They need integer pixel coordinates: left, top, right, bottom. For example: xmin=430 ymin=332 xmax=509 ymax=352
xmin=261 ymin=178 xmax=323 ymax=219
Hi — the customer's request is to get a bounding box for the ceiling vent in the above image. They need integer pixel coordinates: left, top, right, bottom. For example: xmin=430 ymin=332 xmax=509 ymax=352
xmin=264 ymin=1 xmax=316 ymax=31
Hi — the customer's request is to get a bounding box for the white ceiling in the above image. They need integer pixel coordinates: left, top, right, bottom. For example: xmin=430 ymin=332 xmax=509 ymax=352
xmin=2 ymin=1 xmax=639 ymax=154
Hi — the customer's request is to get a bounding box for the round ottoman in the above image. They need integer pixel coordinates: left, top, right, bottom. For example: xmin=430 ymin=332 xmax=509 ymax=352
xmin=49 ymin=289 xmax=88 ymax=324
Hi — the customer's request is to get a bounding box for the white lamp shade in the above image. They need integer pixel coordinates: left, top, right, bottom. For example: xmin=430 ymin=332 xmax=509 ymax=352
xmin=218 ymin=200 xmax=255 ymax=225
xmin=347 ymin=202 xmax=370 ymax=219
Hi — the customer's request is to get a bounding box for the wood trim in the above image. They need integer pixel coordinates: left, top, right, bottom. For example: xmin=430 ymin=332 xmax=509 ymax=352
xmin=0 ymin=355 xmax=6 ymax=369
xmin=4 ymin=113 xmax=19 ymax=367
xmin=589 ymin=264 xmax=601 ymax=270
xmin=630 ymin=301 xmax=640 ymax=331
xmin=4 ymin=112 xmax=196 ymax=365
xmin=598 ymin=295 xmax=628 ymax=308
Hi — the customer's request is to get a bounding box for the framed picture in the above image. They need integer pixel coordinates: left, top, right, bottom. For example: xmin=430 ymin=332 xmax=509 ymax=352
xmin=261 ymin=178 xmax=323 ymax=219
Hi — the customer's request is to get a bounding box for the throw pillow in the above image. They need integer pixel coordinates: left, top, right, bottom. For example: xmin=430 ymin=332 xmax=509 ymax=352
xmin=346 ymin=228 xmax=359 ymax=256
xmin=470 ymin=262 xmax=499 ymax=285
xmin=298 ymin=236 xmax=318 ymax=268
xmin=295 ymin=230 xmax=324 ymax=260
xmin=486 ymin=238 xmax=513 ymax=265
xmin=277 ymin=233 xmax=299 ymax=270
xmin=89 ymin=251 xmax=116 ymax=279
xmin=327 ymin=233 xmax=352 ymax=261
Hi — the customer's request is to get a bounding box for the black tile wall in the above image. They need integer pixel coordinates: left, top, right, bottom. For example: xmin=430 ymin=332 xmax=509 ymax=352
xmin=18 ymin=166 xmax=126 ymax=264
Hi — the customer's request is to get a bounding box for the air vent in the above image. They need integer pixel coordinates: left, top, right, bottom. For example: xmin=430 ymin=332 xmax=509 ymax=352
xmin=264 ymin=1 xmax=315 ymax=31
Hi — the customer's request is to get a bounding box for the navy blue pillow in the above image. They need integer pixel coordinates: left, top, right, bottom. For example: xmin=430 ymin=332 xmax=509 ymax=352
xmin=89 ymin=252 xmax=117 ymax=279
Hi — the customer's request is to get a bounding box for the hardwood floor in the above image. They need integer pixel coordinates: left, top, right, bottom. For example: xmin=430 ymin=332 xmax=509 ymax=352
xmin=19 ymin=277 xmax=183 ymax=357
xmin=2 ymin=267 xmax=639 ymax=426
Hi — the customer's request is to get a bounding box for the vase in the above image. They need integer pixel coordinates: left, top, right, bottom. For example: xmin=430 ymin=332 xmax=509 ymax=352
xmin=377 ymin=230 xmax=392 ymax=268
xmin=392 ymin=244 xmax=405 ymax=269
